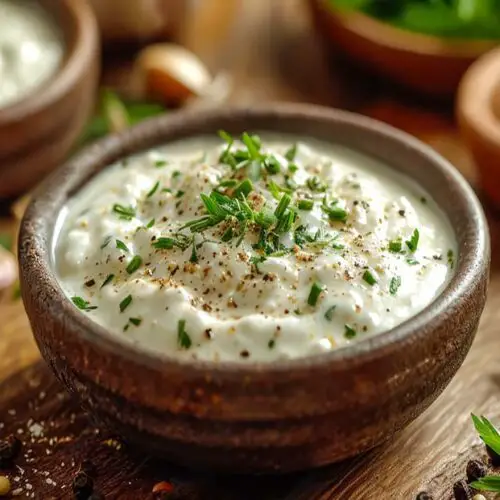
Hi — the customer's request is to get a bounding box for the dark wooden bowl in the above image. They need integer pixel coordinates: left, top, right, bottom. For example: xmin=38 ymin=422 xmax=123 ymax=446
xmin=308 ymin=0 xmax=497 ymax=97
xmin=18 ymin=104 xmax=490 ymax=473
xmin=457 ymin=47 xmax=500 ymax=209
xmin=0 ymin=0 xmax=100 ymax=198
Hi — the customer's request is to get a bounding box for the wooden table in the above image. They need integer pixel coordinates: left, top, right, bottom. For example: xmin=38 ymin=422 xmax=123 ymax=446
xmin=1 ymin=1 xmax=499 ymax=498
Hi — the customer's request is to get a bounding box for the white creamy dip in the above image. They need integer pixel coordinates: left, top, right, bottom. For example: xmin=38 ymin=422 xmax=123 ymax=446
xmin=55 ymin=133 xmax=455 ymax=363
xmin=0 ymin=0 xmax=64 ymax=108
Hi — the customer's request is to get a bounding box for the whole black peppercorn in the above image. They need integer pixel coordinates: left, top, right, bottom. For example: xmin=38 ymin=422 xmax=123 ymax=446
xmin=416 ymin=492 xmax=433 ymax=500
xmin=72 ymin=471 xmax=93 ymax=499
xmin=0 ymin=435 xmax=21 ymax=467
xmin=466 ymin=459 xmax=487 ymax=483
xmin=486 ymin=445 xmax=500 ymax=466
xmin=453 ymin=480 xmax=472 ymax=500
xmin=80 ymin=459 xmax=97 ymax=478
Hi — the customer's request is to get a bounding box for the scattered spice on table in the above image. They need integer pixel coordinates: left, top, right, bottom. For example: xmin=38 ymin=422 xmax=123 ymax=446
xmin=453 ymin=479 xmax=472 ymax=500
xmin=466 ymin=459 xmax=487 ymax=483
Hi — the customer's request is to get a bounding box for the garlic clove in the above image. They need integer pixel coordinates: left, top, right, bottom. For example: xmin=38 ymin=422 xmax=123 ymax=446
xmin=131 ymin=44 xmax=213 ymax=105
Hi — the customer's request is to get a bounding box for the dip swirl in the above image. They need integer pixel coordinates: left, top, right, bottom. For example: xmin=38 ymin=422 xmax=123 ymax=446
xmin=0 ymin=0 xmax=64 ymax=108
xmin=55 ymin=133 xmax=455 ymax=362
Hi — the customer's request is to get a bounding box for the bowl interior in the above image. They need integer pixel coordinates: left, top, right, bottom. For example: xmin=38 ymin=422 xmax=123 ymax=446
xmin=21 ymin=104 xmax=488 ymax=373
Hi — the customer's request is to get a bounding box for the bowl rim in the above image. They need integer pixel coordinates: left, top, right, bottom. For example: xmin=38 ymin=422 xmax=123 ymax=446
xmin=0 ymin=0 xmax=98 ymax=125
xmin=19 ymin=103 xmax=489 ymax=375
xmin=313 ymin=0 xmax=499 ymax=57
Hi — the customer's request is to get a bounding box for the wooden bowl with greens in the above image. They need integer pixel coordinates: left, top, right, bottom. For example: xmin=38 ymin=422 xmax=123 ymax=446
xmin=309 ymin=0 xmax=499 ymax=97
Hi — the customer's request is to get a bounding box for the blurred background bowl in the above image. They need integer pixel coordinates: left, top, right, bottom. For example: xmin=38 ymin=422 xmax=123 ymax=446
xmin=308 ymin=0 xmax=497 ymax=98
xmin=0 ymin=0 xmax=99 ymax=199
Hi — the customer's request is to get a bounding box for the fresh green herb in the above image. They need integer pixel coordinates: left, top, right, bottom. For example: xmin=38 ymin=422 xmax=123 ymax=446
xmin=308 ymin=281 xmax=325 ymax=307
xmin=447 ymin=249 xmax=455 ymax=268
xmin=217 ymin=179 xmax=238 ymax=190
xmin=406 ymin=258 xmax=419 ymax=265
xmin=470 ymin=476 xmax=500 ymax=492
xmin=126 ymin=255 xmax=143 ymax=274
xmin=284 ymin=176 xmax=298 ymax=191
xmin=324 ymin=305 xmax=336 ymax=321
xmin=344 ymin=324 xmax=356 ymax=339
xmin=177 ymin=319 xmax=192 ymax=349
xmin=146 ymin=181 xmax=160 ymax=198
xmin=288 ymin=163 xmax=299 ymax=174
xmin=129 ymin=317 xmax=142 ymax=327
xmin=406 ymin=229 xmax=420 ymax=252
xmin=116 ymin=239 xmax=129 ymax=253
xmin=101 ymin=274 xmax=115 ymax=288
xmin=153 ymin=234 xmax=193 ymax=251
xmin=472 ymin=414 xmax=500 ymax=456
xmin=322 ymin=203 xmax=348 ymax=222
xmin=306 ymin=176 xmax=327 ymax=192
xmin=112 ymin=204 xmax=135 ymax=220
xmin=363 ymin=270 xmax=377 ymax=286
xmin=264 ymin=156 xmax=281 ymax=175
xmin=388 ymin=239 xmax=402 ymax=253
xmin=285 ymin=144 xmax=297 ymax=162
xmin=71 ymin=296 xmax=97 ymax=311
xmin=221 ymin=227 xmax=234 ymax=242
xmin=176 ymin=190 xmax=185 ymax=199
xmin=100 ymin=235 xmax=112 ymax=249
xmin=254 ymin=210 xmax=277 ymax=228
xmin=250 ymin=255 xmax=267 ymax=273
xmin=268 ymin=339 xmax=276 ymax=349
xmin=119 ymin=294 xmax=133 ymax=313
xmin=274 ymin=193 xmax=292 ymax=219
xmin=155 ymin=159 xmax=167 ymax=168
xmin=241 ymin=132 xmax=261 ymax=160
xmin=172 ymin=170 xmax=181 ymax=179
xmin=233 ymin=178 xmax=254 ymax=198
xmin=190 ymin=240 xmax=198 ymax=263
xmin=297 ymin=199 xmax=314 ymax=211
xmin=389 ymin=276 xmax=401 ymax=295
xmin=247 ymin=160 xmax=262 ymax=181
xmin=146 ymin=218 xmax=155 ymax=228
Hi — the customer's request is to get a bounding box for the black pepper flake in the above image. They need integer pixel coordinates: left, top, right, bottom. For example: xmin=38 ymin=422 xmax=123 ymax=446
xmin=0 ymin=435 xmax=21 ymax=467
xmin=240 ymin=350 xmax=250 ymax=358
xmin=398 ymin=209 xmax=406 ymax=217
xmin=466 ymin=458 xmax=487 ymax=483
xmin=204 ymin=329 xmax=214 ymax=340
xmin=84 ymin=279 xmax=96 ymax=288
xmin=452 ymin=480 xmax=472 ymax=500
xmin=72 ymin=471 xmax=94 ymax=499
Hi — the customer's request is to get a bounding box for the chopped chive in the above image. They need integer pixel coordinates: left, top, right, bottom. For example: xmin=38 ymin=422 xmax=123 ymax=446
xmin=268 ymin=180 xmax=282 ymax=200
xmin=100 ymin=235 xmax=112 ymax=249
xmin=285 ymin=144 xmax=297 ymax=162
xmin=308 ymin=281 xmax=325 ymax=307
xmin=362 ymin=270 xmax=377 ymax=286
xmin=218 ymin=130 xmax=233 ymax=144
xmin=177 ymin=319 xmax=192 ymax=349
xmin=268 ymin=339 xmax=276 ymax=349
xmin=190 ymin=241 xmax=198 ymax=263
xmin=112 ymin=204 xmax=135 ymax=220
xmin=298 ymin=199 xmax=314 ymax=211
xmin=129 ymin=317 xmax=142 ymax=326
xmin=116 ymin=239 xmax=129 ymax=253
xmin=233 ymin=178 xmax=253 ymax=198
xmin=306 ymin=176 xmax=327 ymax=193
xmin=221 ymin=227 xmax=234 ymax=242
xmin=146 ymin=218 xmax=155 ymax=228
xmin=447 ymin=249 xmax=455 ymax=269
xmin=101 ymin=274 xmax=115 ymax=288
xmin=176 ymin=190 xmax=185 ymax=199
xmin=126 ymin=255 xmax=143 ymax=274
xmin=254 ymin=210 xmax=277 ymax=228
xmin=146 ymin=181 xmax=160 ymax=198
xmin=324 ymin=305 xmax=336 ymax=321
xmin=288 ymin=163 xmax=299 ymax=174
xmin=389 ymin=276 xmax=401 ymax=296
xmin=248 ymin=160 xmax=262 ymax=181
xmin=406 ymin=258 xmax=419 ymax=266
xmin=71 ymin=296 xmax=97 ymax=311
xmin=275 ymin=193 xmax=292 ymax=219
xmin=119 ymin=294 xmax=132 ymax=313
xmin=241 ymin=132 xmax=260 ymax=160
xmin=344 ymin=324 xmax=357 ymax=339
xmin=284 ymin=176 xmax=298 ymax=191
xmin=323 ymin=204 xmax=347 ymax=222
xmin=172 ymin=170 xmax=181 ymax=179
xmin=264 ymin=156 xmax=281 ymax=175
xmin=217 ymin=179 xmax=238 ymax=189
xmin=406 ymin=229 xmax=420 ymax=252
xmin=154 ymin=159 xmax=167 ymax=168
xmin=152 ymin=237 xmax=176 ymax=249
xmin=388 ymin=239 xmax=402 ymax=253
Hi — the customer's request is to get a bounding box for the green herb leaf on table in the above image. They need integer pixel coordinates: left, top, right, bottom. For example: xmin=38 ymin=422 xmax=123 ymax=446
xmin=472 ymin=414 xmax=500 ymax=456
xmin=470 ymin=475 xmax=500 ymax=492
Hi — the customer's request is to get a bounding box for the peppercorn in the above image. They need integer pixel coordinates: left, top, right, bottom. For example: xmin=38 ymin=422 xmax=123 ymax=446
xmin=80 ymin=459 xmax=97 ymax=478
xmin=466 ymin=459 xmax=487 ymax=483
xmin=416 ymin=492 xmax=433 ymax=500
xmin=453 ymin=480 xmax=472 ymax=500
xmin=486 ymin=445 xmax=500 ymax=466
xmin=0 ymin=435 xmax=21 ymax=467
xmin=72 ymin=471 xmax=94 ymax=499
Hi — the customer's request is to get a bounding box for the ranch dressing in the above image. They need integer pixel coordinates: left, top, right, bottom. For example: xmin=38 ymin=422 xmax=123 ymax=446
xmin=0 ymin=0 xmax=64 ymax=108
xmin=55 ymin=133 xmax=456 ymax=363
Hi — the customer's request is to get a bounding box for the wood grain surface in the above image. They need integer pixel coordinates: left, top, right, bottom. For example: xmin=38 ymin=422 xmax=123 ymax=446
xmin=1 ymin=1 xmax=499 ymax=499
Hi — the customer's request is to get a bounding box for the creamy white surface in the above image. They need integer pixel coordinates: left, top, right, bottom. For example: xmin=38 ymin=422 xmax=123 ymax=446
xmin=55 ymin=135 xmax=455 ymax=363
xmin=0 ymin=0 xmax=64 ymax=108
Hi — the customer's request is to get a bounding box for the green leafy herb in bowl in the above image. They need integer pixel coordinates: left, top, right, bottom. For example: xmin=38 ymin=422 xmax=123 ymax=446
xmin=329 ymin=0 xmax=500 ymax=39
